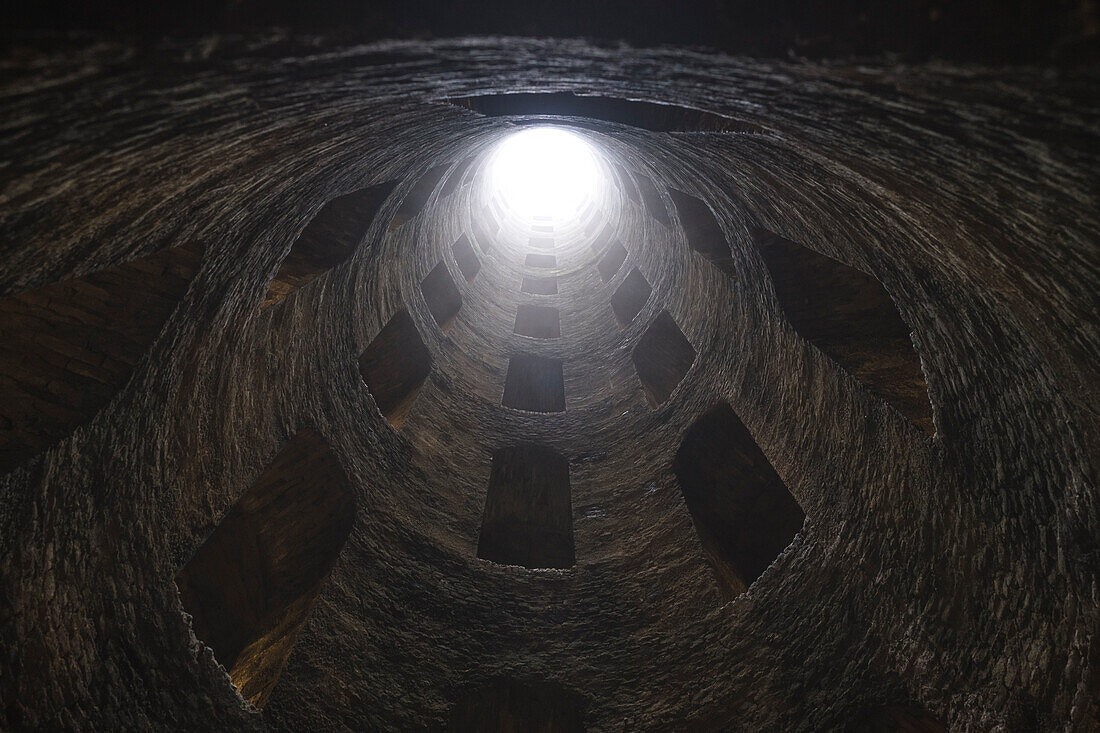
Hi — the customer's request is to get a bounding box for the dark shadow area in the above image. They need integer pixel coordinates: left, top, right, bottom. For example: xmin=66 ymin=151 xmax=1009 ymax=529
xmin=756 ymin=230 xmax=934 ymax=435
xmin=176 ymin=429 xmax=355 ymax=708
xmin=632 ymin=310 xmax=695 ymax=407
xmin=634 ymin=173 xmax=670 ymax=227
xmin=596 ymin=240 xmax=628 ymax=282
xmin=502 ymin=354 xmax=566 ymax=412
xmin=610 ymin=267 xmax=651 ymax=327
xmin=521 ymin=276 xmax=558 ymax=296
xmin=440 ymin=157 xmax=475 ymax=199
xmin=446 ymin=677 xmax=586 ymax=732
xmin=0 ymin=243 xmax=202 ymax=474
xmin=421 ymin=261 xmax=462 ymax=333
xmin=389 ymin=164 xmax=451 ymax=229
xmin=669 ymin=189 xmax=736 ymax=278
xmin=514 ymin=304 xmax=561 ymax=338
xmin=477 ymin=444 xmax=575 ymax=569
xmin=526 ymin=253 xmax=557 ymax=269
xmin=447 ymin=92 xmax=766 ymax=133
xmin=358 ymin=308 xmax=431 ymax=428
xmin=452 ymin=234 xmax=482 ymax=281
xmin=615 ymin=164 xmax=641 ymax=204
xmin=672 ymin=403 xmax=805 ymax=600
xmin=264 ymin=181 xmax=396 ymax=307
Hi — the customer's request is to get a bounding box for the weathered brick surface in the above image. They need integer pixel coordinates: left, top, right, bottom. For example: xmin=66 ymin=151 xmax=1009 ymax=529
xmin=0 ymin=36 xmax=1096 ymax=732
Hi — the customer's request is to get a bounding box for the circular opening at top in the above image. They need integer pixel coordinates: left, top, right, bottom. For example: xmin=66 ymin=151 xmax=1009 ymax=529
xmin=488 ymin=127 xmax=599 ymax=222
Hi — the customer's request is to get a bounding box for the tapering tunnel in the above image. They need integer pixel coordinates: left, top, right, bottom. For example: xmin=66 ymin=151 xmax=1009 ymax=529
xmin=0 ymin=36 xmax=1097 ymax=733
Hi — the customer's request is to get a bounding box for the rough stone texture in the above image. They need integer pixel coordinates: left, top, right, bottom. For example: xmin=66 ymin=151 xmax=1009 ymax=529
xmin=0 ymin=35 xmax=1097 ymax=732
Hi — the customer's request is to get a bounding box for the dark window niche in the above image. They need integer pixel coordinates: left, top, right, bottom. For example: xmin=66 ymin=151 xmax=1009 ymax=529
xmin=610 ymin=268 xmax=652 ymax=327
xmin=597 ymin=240 xmax=628 ymax=282
xmin=615 ymin=163 xmax=641 ymax=203
xmin=473 ymin=209 xmax=497 ymax=254
xmin=440 ymin=156 xmax=475 ymax=199
xmin=264 ymin=182 xmax=397 ymax=307
xmin=359 ymin=309 xmax=431 ymax=428
xmin=530 ymin=236 xmax=555 ymax=250
xmin=526 ymin=253 xmax=557 ymax=269
xmin=421 ymin=262 xmax=463 ymax=333
xmin=447 ymin=678 xmax=586 ymax=733
xmin=446 ymin=91 xmax=765 ymax=135
xmin=176 ymin=429 xmax=355 ymax=708
xmin=669 ymin=189 xmax=735 ymax=277
xmin=389 ymin=163 xmax=451 ymax=229
xmin=673 ymin=403 xmax=805 ymax=600
xmin=589 ymin=222 xmax=614 ymax=254
xmin=0 ymin=243 xmax=202 ymax=474
xmin=502 ymin=354 xmax=565 ymax=412
xmin=477 ymin=444 xmax=575 ymax=569
xmin=522 ymin=276 xmax=559 ymax=296
xmin=632 ymin=311 xmax=695 ymax=407
xmin=756 ymin=230 xmax=934 ymax=435
xmin=514 ymin=304 xmax=561 ymax=339
xmin=634 ymin=173 xmax=670 ymax=227
xmin=452 ymin=235 xmax=482 ymax=281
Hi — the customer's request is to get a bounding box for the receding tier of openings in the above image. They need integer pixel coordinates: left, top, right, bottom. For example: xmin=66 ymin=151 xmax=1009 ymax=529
xmin=389 ymin=163 xmax=450 ymax=229
xmin=502 ymin=354 xmax=566 ymax=412
xmin=530 ymin=237 xmax=555 ymax=250
xmin=853 ymin=705 xmax=949 ymax=732
xmin=446 ymin=678 xmax=586 ymax=732
xmin=669 ymin=189 xmax=735 ymax=277
xmin=175 ymin=429 xmax=355 ymax=708
xmin=421 ymin=262 xmax=463 ymax=333
xmin=672 ymin=403 xmax=805 ymax=600
xmin=439 ymin=157 xmax=474 ymax=198
xmin=452 ymin=235 xmax=481 ymax=281
xmin=263 ymin=181 xmax=396 ymax=307
xmin=514 ymin=304 xmax=561 ymax=339
xmin=472 ymin=210 xmax=497 ymax=254
xmin=533 ymin=224 xmax=554 ymax=233
xmin=446 ymin=91 xmax=765 ymax=134
xmin=610 ymin=268 xmax=652 ymax=326
xmin=0 ymin=243 xmax=202 ymax=474
xmin=358 ymin=309 xmax=431 ymax=428
xmin=590 ymin=222 xmax=614 ymax=253
xmin=632 ymin=311 xmax=695 ymax=407
xmin=755 ymin=230 xmax=934 ymax=435
xmin=477 ymin=444 xmax=575 ymax=569
xmin=597 ymin=240 xmax=628 ymax=282
xmin=522 ymin=276 xmax=558 ymax=295
xmin=615 ymin=163 xmax=641 ymax=203
xmin=634 ymin=172 xmax=670 ymax=226
xmin=526 ymin=253 xmax=557 ymax=269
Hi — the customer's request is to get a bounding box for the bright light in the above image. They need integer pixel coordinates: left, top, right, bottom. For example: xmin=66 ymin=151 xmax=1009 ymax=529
xmin=488 ymin=127 xmax=599 ymax=221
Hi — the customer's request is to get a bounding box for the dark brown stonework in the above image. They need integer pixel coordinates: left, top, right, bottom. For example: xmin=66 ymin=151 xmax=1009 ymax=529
xmin=0 ymin=36 xmax=1095 ymax=733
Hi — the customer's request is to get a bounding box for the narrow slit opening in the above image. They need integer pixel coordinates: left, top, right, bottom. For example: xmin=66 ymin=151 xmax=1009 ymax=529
xmin=502 ymin=354 xmax=566 ymax=412
xmin=673 ymin=404 xmax=805 ymax=600
xmin=610 ymin=268 xmax=652 ymax=327
xmin=176 ymin=429 xmax=355 ymax=708
xmin=631 ymin=310 xmax=695 ymax=407
xmin=421 ymin=262 xmax=463 ymax=333
xmin=0 ymin=243 xmax=202 ymax=474
xmin=514 ymin=304 xmax=561 ymax=339
xmin=264 ymin=181 xmax=396 ymax=307
xmin=669 ymin=189 xmax=736 ymax=278
xmin=358 ymin=309 xmax=431 ymax=428
xmin=477 ymin=444 xmax=575 ymax=569
xmin=755 ymin=230 xmax=934 ymax=435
